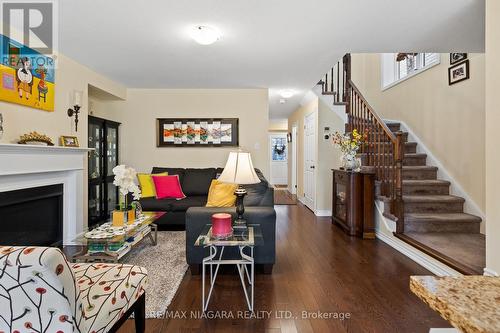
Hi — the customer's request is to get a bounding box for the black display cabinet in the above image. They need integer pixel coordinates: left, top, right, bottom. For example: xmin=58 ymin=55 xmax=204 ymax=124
xmin=88 ymin=115 xmax=120 ymax=227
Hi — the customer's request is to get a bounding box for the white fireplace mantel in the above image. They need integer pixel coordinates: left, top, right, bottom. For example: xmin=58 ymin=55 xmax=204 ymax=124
xmin=0 ymin=143 xmax=92 ymax=244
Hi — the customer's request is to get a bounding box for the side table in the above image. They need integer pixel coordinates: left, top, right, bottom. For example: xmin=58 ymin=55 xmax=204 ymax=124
xmin=195 ymin=224 xmax=263 ymax=312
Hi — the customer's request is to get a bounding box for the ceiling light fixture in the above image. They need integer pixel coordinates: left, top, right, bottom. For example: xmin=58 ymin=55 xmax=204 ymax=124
xmin=279 ymin=90 xmax=295 ymax=99
xmin=191 ymin=25 xmax=221 ymax=45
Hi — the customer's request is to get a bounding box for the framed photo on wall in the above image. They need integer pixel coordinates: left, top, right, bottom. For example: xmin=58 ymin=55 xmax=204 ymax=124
xmin=448 ymin=59 xmax=470 ymax=85
xmin=156 ymin=118 xmax=239 ymax=147
xmin=450 ymin=53 xmax=467 ymax=65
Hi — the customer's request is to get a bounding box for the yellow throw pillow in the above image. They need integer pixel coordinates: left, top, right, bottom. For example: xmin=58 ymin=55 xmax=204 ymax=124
xmin=137 ymin=172 xmax=168 ymax=198
xmin=206 ymin=180 xmax=238 ymax=207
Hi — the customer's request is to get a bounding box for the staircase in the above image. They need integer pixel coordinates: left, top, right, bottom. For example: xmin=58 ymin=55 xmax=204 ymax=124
xmin=320 ymin=54 xmax=485 ymax=275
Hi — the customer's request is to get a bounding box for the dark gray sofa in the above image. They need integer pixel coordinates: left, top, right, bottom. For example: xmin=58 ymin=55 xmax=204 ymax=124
xmin=138 ymin=167 xmax=276 ymax=274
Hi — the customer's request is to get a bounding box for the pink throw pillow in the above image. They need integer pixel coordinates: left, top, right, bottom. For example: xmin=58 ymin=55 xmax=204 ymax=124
xmin=152 ymin=175 xmax=186 ymax=199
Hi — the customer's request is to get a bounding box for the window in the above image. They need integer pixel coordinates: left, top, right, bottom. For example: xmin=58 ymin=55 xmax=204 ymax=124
xmin=381 ymin=53 xmax=440 ymax=90
xmin=271 ymin=136 xmax=287 ymax=161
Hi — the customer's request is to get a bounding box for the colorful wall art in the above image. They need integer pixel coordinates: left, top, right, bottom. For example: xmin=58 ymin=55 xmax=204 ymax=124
xmin=157 ymin=118 xmax=239 ymax=147
xmin=0 ymin=34 xmax=55 ymax=112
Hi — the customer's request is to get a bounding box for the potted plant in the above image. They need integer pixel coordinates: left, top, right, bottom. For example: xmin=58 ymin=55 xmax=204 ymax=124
xmin=332 ymin=129 xmax=368 ymax=171
xmin=112 ymin=165 xmax=141 ymax=226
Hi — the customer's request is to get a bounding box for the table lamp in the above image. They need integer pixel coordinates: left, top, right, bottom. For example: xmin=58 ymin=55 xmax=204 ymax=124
xmin=218 ymin=150 xmax=261 ymax=235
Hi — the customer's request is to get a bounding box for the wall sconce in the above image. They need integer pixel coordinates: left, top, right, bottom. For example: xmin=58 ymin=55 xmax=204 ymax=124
xmin=68 ymin=91 xmax=82 ymax=132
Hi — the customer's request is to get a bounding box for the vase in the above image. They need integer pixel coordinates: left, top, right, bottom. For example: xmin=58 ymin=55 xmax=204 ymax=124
xmin=341 ymin=153 xmax=361 ymax=172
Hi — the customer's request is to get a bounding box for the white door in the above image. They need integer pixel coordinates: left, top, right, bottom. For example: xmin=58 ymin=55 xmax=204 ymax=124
xmin=303 ymin=111 xmax=316 ymax=210
xmin=291 ymin=125 xmax=298 ymax=194
xmin=269 ymin=133 xmax=288 ymax=185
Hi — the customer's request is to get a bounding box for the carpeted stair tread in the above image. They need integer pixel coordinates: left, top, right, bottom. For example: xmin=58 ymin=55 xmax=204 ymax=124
xmin=406 ymin=213 xmax=482 ymax=224
xmin=403 ymin=195 xmax=465 ymax=203
xmin=401 ymin=232 xmax=485 ymax=275
xmin=403 ymin=179 xmax=451 ymax=186
xmin=403 ymin=165 xmax=438 ymax=171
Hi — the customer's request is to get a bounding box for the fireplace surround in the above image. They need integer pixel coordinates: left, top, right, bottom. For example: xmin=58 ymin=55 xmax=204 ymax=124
xmin=0 ymin=143 xmax=91 ymax=244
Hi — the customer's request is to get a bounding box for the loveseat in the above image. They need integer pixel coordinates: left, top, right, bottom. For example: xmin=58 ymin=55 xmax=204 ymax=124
xmin=139 ymin=167 xmax=276 ymax=274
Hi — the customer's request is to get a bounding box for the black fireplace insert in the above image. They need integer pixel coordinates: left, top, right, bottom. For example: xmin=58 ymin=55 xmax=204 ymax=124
xmin=0 ymin=184 xmax=63 ymax=246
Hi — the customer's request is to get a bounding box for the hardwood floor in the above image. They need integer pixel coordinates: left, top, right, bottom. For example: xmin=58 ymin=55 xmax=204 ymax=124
xmin=274 ymin=189 xmax=297 ymax=205
xmin=118 ymin=203 xmax=450 ymax=333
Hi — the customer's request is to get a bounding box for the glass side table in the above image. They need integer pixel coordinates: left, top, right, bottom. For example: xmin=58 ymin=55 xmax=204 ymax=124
xmin=194 ymin=224 xmax=263 ymax=312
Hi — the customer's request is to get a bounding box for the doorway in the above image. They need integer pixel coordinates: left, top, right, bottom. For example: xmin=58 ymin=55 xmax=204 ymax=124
xmin=269 ymin=132 xmax=288 ymax=185
xmin=291 ymin=124 xmax=298 ymax=194
xmin=303 ymin=111 xmax=316 ymax=210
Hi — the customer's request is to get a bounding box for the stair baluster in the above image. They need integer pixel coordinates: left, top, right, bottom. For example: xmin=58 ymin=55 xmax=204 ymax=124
xmin=321 ymin=54 xmax=405 ymax=232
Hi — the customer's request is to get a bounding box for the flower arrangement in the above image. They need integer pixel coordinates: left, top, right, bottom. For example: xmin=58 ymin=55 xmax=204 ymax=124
xmin=332 ymin=129 xmax=368 ymax=170
xmin=113 ymin=165 xmax=141 ymax=207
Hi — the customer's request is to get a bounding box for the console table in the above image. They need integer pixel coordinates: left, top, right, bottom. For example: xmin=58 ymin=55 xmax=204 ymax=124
xmin=332 ymin=168 xmax=375 ymax=239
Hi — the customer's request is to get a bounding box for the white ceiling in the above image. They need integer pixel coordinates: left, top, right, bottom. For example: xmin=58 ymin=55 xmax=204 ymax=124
xmin=59 ymin=0 xmax=485 ymax=119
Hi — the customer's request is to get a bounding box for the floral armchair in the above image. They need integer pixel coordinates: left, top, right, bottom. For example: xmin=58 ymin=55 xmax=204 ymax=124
xmin=0 ymin=246 xmax=148 ymax=333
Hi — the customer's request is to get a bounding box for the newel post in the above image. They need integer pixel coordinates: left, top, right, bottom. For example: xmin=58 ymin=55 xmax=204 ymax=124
xmin=394 ymin=131 xmax=405 ymax=234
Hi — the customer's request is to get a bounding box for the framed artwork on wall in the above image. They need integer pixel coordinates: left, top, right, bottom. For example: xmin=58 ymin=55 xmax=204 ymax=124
xmin=156 ymin=118 xmax=239 ymax=147
xmin=448 ymin=59 xmax=470 ymax=85
xmin=450 ymin=53 xmax=467 ymax=65
xmin=0 ymin=35 xmax=55 ymax=112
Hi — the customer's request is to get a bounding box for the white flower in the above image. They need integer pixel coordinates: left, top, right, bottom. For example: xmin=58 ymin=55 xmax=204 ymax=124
xmin=113 ymin=165 xmax=142 ymax=199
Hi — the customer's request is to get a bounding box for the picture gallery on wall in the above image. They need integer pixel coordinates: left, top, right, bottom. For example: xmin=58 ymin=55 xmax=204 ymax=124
xmin=157 ymin=118 xmax=239 ymax=147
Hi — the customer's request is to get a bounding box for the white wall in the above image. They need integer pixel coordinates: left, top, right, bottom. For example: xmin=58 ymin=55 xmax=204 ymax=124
xmin=269 ymin=118 xmax=288 ymax=131
xmin=485 ymin=0 xmax=500 ymax=275
xmin=92 ymin=89 xmax=270 ymax=179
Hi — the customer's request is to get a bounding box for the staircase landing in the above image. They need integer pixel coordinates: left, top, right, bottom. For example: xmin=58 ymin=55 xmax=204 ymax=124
xmin=396 ymin=232 xmax=485 ymax=275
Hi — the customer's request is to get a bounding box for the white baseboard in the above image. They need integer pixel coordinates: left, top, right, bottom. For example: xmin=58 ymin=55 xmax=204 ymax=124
xmin=374 ymin=200 xmax=462 ymax=277
xmin=297 ymin=196 xmax=306 ymax=205
xmin=384 ymin=118 xmax=485 ymax=223
xmin=483 ymin=268 xmax=499 ymax=276
xmin=315 ymin=210 xmax=332 ymax=217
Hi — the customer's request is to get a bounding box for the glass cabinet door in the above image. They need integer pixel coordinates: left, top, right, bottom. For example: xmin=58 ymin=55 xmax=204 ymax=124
xmin=88 ymin=183 xmax=103 ymax=226
xmin=106 ymin=126 xmax=118 ymax=176
xmin=88 ymin=122 xmax=102 ymax=180
xmin=335 ymin=183 xmax=347 ymax=222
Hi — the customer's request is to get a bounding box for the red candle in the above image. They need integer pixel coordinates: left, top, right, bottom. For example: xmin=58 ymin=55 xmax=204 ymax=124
xmin=211 ymin=213 xmax=233 ymax=239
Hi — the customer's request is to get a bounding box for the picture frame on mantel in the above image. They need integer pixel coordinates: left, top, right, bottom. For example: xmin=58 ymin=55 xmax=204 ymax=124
xmin=156 ymin=118 xmax=239 ymax=147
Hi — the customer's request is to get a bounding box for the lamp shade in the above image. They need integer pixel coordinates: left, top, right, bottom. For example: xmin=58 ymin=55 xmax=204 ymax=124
xmin=218 ymin=151 xmax=261 ymax=185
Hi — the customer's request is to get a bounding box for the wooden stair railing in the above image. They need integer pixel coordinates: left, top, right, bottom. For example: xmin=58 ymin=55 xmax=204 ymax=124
xmin=321 ymin=54 xmax=405 ymax=233
xmin=320 ymin=54 xmax=350 ymax=105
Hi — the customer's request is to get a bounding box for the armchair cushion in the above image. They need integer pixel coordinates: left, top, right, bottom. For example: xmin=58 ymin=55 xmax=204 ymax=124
xmin=0 ymin=246 xmax=77 ymax=333
xmin=72 ymin=263 xmax=148 ymax=332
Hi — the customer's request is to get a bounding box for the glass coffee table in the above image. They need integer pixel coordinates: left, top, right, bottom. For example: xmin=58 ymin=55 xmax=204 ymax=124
xmin=195 ymin=224 xmax=263 ymax=312
xmin=71 ymin=212 xmax=165 ymax=263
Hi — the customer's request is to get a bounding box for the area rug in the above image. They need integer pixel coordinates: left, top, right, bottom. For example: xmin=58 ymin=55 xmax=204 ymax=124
xmin=123 ymin=231 xmax=188 ymax=318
